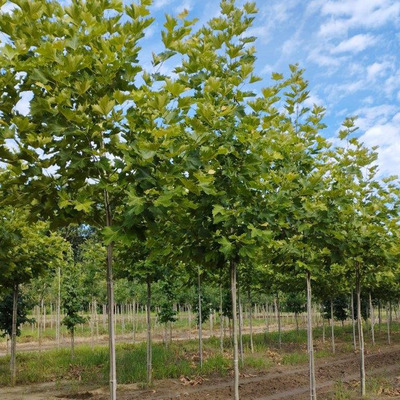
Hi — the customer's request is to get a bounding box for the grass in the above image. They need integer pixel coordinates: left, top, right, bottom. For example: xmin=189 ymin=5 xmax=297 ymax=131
xmin=1 ymin=320 xmax=399 ymax=388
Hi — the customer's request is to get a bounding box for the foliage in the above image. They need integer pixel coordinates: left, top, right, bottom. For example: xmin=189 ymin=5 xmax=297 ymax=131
xmin=0 ymin=290 xmax=34 ymax=337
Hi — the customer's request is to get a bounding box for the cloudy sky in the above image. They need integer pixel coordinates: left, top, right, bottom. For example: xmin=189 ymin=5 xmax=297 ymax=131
xmin=2 ymin=0 xmax=399 ymax=178
xmin=145 ymin=0 xmax=400 ymax=178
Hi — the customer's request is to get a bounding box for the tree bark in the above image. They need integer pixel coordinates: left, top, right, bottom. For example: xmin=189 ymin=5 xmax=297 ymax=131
xmin=230 ymin=260 xmax=239 ymax=400
xmin=197 ymin=267 xmax=203 ymax=368
xmin=10 ymin=283 xmax=18 ymax=386
xmin=220 ymin=285 xmax=224 ymax=352
xmin=146 ymin=277 xmax=152 ymax=385
xmin=351 ymin=290 xmax=357 ymax=351
xmin=276 ymin=293 xmax=282 ymax=349
xmin=386 ymin=303 xmax=391 ymax=345
xmin=248 ymin=288 xmax=254 ymax=354
xmin=56 ymin=267 xmax=61 ymax=349
xmin=378 ymin=300 xmax=382 ymax=333
xmin=356 ymin=268 xmax=366 ymax=396
xmin=104 ymin=189 xmax=117 ymax=400
xmin=369 ymin=293 xmax=375 ymax=346
xmin=306 ymin=272 xmax=317 ymax=400
xmin=71 ymin=328 xmax=75 ymax=360
xmin=330 ymin=298 xmax=335 ymax=354
xmin=132 ymin=300 xmax=136 ymax=344
xmin=238 ymin=284 xmax=244 ymax=365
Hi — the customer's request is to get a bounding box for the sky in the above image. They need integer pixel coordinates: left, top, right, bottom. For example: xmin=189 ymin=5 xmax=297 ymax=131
xmin=1 ymin=0 xmax=400 ymax=178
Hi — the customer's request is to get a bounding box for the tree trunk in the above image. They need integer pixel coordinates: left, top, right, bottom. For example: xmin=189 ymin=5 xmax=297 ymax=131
xmin=188 ymin=304 xmax=192 ymax=340
xmin=356 ymin=268 xmax=366 ymax=396
xmin=146 ymin=277 xmax=152 ymax=385
xmin=369 ymin=293 xmax=375 ymax=346
xmin=276 ymin=294 xmax=282 ymax=349
xmin=322 ymin=315 xmax=325 ymax=343
xmin=265 ymin=302 xmax=269 ymax=332
xmin=306 ymin=272 xmax=317 ymax=400
xmin=230 ymin=260 xmax=239 ymax=400
xmin=220 ymin=285 xmax=224 ymax=353
xmin=330 ymin=298 xmax=335 ymax=354
xmin=238 ymin=284 xmax=244 ymax=366
xmin=71 ymin=328 xmax=75 ymax=360
xmin=351 ymin=290 xmax=357 ymax=351
xmin=378 ymin=300 xmax=381 ymax=333
xmin=104 ymin=189 xmax=117 ymax=400
xmin=197 ymin=267 xmax=203 ymax=368
xmin=132 ymin=300 xmax=136 ymax=344
xmin=10 ymin=283 xmax=18 ymax=386
xmin=248 ymin=288 xmax=254 ymax=353
xmin=90 ymin=298 xmax=95 ymax=350
xmin=386 ymin=303 xmax=391 ymax=345
xmin=56 ymin=267 xmax=61 ymax=349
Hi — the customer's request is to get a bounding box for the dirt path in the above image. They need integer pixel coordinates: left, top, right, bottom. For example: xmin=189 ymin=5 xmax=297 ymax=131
xmin=0 ymin=325 xmax=279 ymax=356
xmin=1 ymin=345 xmax=399 ymax=400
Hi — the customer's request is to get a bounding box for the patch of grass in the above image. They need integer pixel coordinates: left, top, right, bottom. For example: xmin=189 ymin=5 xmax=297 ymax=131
xmin=331 ymin=381 xmax=352 ymax=400
xmin=281 ymin=351 xmax=308 ymax=365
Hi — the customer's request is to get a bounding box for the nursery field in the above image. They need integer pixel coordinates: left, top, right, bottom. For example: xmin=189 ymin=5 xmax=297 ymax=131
xmin=1 ymin=1 xmax=400 ymax=400
xmin=1 ymin=321 xmax=399 ymax=400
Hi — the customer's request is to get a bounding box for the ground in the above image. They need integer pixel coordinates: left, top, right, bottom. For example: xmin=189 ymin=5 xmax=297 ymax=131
xmin=1 ymin=344 xmax=399 ymax=400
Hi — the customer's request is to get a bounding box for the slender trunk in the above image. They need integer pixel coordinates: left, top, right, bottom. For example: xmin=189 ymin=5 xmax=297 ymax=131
xmin=248 ymin=288 xmax=254 ymax=353
xmin=306 ymin=272 xmax=317 ymax=400
xmin=238 ymin=284 xmax=244 ymax=365
xmin=351 ymin=290 xmax=357 ymax=351
xmin=132 ymin=300 xmax=136 ymax=344
xmin=56 ymin=267 xmax=61 ymax=349
xmin=230 ymin=260 xmax=239 ymax=400
xmin=276 ymin=294 xmax=282 ymax=349
xmin=378 ymin=300 xmax=381 ymax=333
xmin=146 ymin=277 xmax=152 ymax=385
xmin=386 ymin=303 xmax=391 ymax=345
xmin=188 ymin=304 xmax=192 ymax=340
xmin=330 ymin=298 xmax=335 ymax=354
xmin=10 ymin=283 xmax=18 ymax=386
xmin=90 ymin=298 xmax=95 ymax=350
xmin=356 ymin=268 xmax=366 ymax=396
xmin=265 ymin=302 xmax=269 ymax=333
xmin=71 ymin=328 xmax=75 ymax=360
xmin=210 ymin=311 xmax=213 ymax=337
xmin=322 ymin=316 xmax=325 ymax=343
xmin=104 ymin=189 xmax=117 ymax=400
xmin=95 ymin=299 xmax=99 ymax=340
xmin=197 ymin=267 xmax=203 ymax=368
xmin=369 ymin=293 xmax=375 ymax=346
xmin=39 ymin=299 xmax=43 ymax=352
xmin=295 ymin=313 xmax=299 ymax=334
xmin=220 ymin=285 xmax=224 ymax=353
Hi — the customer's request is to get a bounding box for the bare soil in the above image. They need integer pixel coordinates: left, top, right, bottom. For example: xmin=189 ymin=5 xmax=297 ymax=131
xmin=1 ymin=345 xmax=399 ymax=400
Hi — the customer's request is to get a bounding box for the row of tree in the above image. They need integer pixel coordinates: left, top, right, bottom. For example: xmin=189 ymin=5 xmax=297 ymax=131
xmin=1 ymin=0 xmax=399 ymax=399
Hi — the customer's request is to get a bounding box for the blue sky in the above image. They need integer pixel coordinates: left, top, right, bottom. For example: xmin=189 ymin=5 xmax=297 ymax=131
xmin=2 ymin=0 xmax=399 ymax=178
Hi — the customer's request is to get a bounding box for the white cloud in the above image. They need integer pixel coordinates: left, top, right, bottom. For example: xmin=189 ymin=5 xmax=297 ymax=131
xmin=331 ymin=34 xmax=378 ymax=54
xmin=355 ymin=104 xmax=397 ymax=131
xmin=318 ymin=0 xmax=400 ymax=37
xmin=359 ymin=122 xmax=400 ymax=177
xmin=175 ymin=0 xmax=193 ymax=14
xmin=153 ymin=0 xmax=174 ymax=10
xmin=366 ymin=61 xmax=392 ymax=81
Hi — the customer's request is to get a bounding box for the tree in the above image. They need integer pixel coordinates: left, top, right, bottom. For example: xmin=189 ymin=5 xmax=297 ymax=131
xmin=62 ymin=264 xmax=87 ymax=359
xmin=0 ymin=207 xmax=68 ymax=385
xmin=0 ymin=2 xmax=154 ymax=397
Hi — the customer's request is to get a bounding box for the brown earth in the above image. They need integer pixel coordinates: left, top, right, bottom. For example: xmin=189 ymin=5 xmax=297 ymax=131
xmin=1 ymin=345 xmax=399 ymax=400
